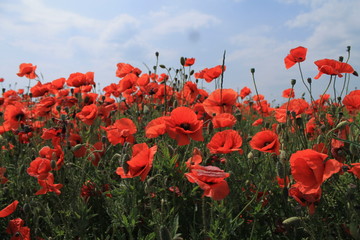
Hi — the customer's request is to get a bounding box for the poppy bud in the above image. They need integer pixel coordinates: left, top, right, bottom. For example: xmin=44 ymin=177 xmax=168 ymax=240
xmin=353 ymin=71 xmax=358 ymax=77
xmin=72 ymin=144 xmax=85 ymax=152
xmin=338 ymin=56 xmax=344 ymax=62
xmin=190 ymin=70 xmax=195 ymax=75
xmin=159 ymin=64 xmax=166 ymax=69
xmin=347 ymin=46 xmax=351 ymax=52
xmin=335 ymin=120 xmax=350 ymax=130
xmin=307 ymin=78 xmax=312 ymax=84
xmin=56 ymin=105 xmax=61 ymax=112
xmin=155 ymin=52 xmax=159 ymax=57
xmin=180 ymin=57 xmax=185 ymax=66
xmin=101 ymin=135 xmax=107 ymax=144
xmin=282 ymin=217 xmax=301 ymax=226
xmin=51 ymin=159 xmax=57 ymax=170
xmin=250 ymin=68 xmax=255 ymax=74
xmin=291 ymin=79 xmax=296 ymax=86
xmin=247 ymin=151 xmax=254 ymax=160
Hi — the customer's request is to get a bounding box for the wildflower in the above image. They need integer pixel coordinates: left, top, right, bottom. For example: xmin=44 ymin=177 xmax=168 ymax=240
xmin=207 ymin=129 xmax=243 ymax=154
xmin=282 ymin=88 xmax=295 ymax=98
xmin=0 ymin=200 xmax=19 ymax=218
xmin=288 ymin=184 xmax=321 ymax=215
xmin=185 ymin=148 xmax=203 ymax=168
xmin=184 ymin=58 xmax=195 ymax=67
xmin=239 ymin=86 xmax=251 ymax=99
xmin=102 ymin=118 xmax=137 ymax=145
xmin=211 ymin=113 xmax=236 ymax=128
xmin=348 ymin=163 xmax=360 ymax=179
xmin=27 ymin=158 xmax=52 ymax=180
xmin=67 ymin=72 xmax=95 ymax=87
xmin=185 ymin=165 xmax=230 ymax=200
xmin=194 ymin=65 xmax=225 ymax=83
xmin=203 ymin=89 xmax=238 ymax=116
xmin=165 ymin=107 xmax=204 ymax=146
xmin=145 ymin=116 xmax=168 ymax=138
xmin=35 ymin=173 xmax=63 ymax=195
xmin=116 ymin=63 xmax=141 ymax=78
xmin=342 ymin=90 xmax=360 ymax=113
xmin=290 ymin=149 xmax=342 ymax=194
xmin=76 ymin=104 xmax=98 ymax=125
xmin=284 ymin=46 xmax=307 ymax=69
xmin=17 ymin=63 xmax=37 ymax=79
xmin=116 ymin=143 xmax=157 ymax=181
xmin=6 ymin=218 xmax=31 ymax=240
xmin=314 ymin=59 xmax=355 ymax=79
xmin=250 ymin=130 xmax=280 ymax=155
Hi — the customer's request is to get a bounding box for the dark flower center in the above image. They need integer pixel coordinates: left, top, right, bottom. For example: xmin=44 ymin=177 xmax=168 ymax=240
xmin=180 ymin=123 xmax=191 ymax=131
xmin=15 ymin=112 xmax=25 ymax=121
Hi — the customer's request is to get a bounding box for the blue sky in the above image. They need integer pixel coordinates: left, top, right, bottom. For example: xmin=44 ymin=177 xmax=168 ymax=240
xmin=0 ymin=0 xmax=359 ymax=103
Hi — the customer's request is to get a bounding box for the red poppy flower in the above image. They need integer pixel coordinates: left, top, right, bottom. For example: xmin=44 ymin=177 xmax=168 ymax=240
xmin=288 ymin=184 xmax=321 ymax=215
xmin=274 ymin=98 xmax=309 ymax=123
xmin=35 ymin=173 xmax=63 ymax=195
xmin=314 ymin=59 xmax=355 ymax=79
xmin=76 ymin=104 xmax=98 ymax=125
xmin=282 ymin=88 xmax=295 ymax=98
xmin=250 ymin=130 xmax=280 ymax=155
xmin=290 ymin=149 xmax=342 ymax=194
xmin=165 ymin=107 xmax=204 ymax=146
xmin=211 ymin=113 xmax=236 ymax=128
xmin=6 ymin=218 xmax=31 ymax=240
xmin=178 ymin=81 xmax=199 ymax=104
xmin=3 ymin=102 xmax=27 ymax=131
xmin=116 ymin=143 xmax=157 ymax=181
xmin=207 ymin=129 xmax=243 ymax=154
xmin=252 ymin=118 xmax=263 ymax=126
xmin=348 ymin=163 xmax=360 ymax=179
xmin=0 ymin=200 xmax=19 ymax=218
xmin=185 ymin=165 xmax=230 ymax=200
xmin=17 ymin=63 xmax=37 ymax=79
xmin=116 ymin=63 xmax=142 ymax=78
xmin=195 ymin=65 xmax=226 ymax=83
xmin=39 ymin=145 xmax=64 ymax=170
xmin=342 ymin=90 xmax=360 ymax=113
xmin=239 ymin=86 xmax=251 ymax=99
xmin=284 ymin=46 xmax=307 ymax=69
xmin=27 ymin=158 xmax=52 ymax=180
xmin=145 ymin=116 xmax=169 ymax=138
xmin=102 ymin=118 xmax=137 ymax=145
xmin=67 ymin=72 xmax=95 ymax=87
xmin=185 ymin=148 xmax=203 ymax=168
xmin=184 ymin=58 xmax=195 ymax=67
xmin=203 ymin=89 xmax=238 ymax=116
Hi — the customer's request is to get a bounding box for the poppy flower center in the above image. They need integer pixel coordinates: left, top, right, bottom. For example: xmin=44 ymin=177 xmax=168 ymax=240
xmin=180 ymin=123 xmax=191 ymax=131
xmin=15 ymin=112 xmax=25 ymax=121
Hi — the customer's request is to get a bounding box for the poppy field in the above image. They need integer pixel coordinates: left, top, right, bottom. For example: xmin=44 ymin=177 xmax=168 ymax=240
xmin=0 ymin=46 xmax=360 ymax=239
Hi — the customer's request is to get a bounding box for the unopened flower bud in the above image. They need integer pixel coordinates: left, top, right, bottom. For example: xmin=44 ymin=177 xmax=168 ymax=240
xmin=291 ymin=79 xmax=296 ymax=86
